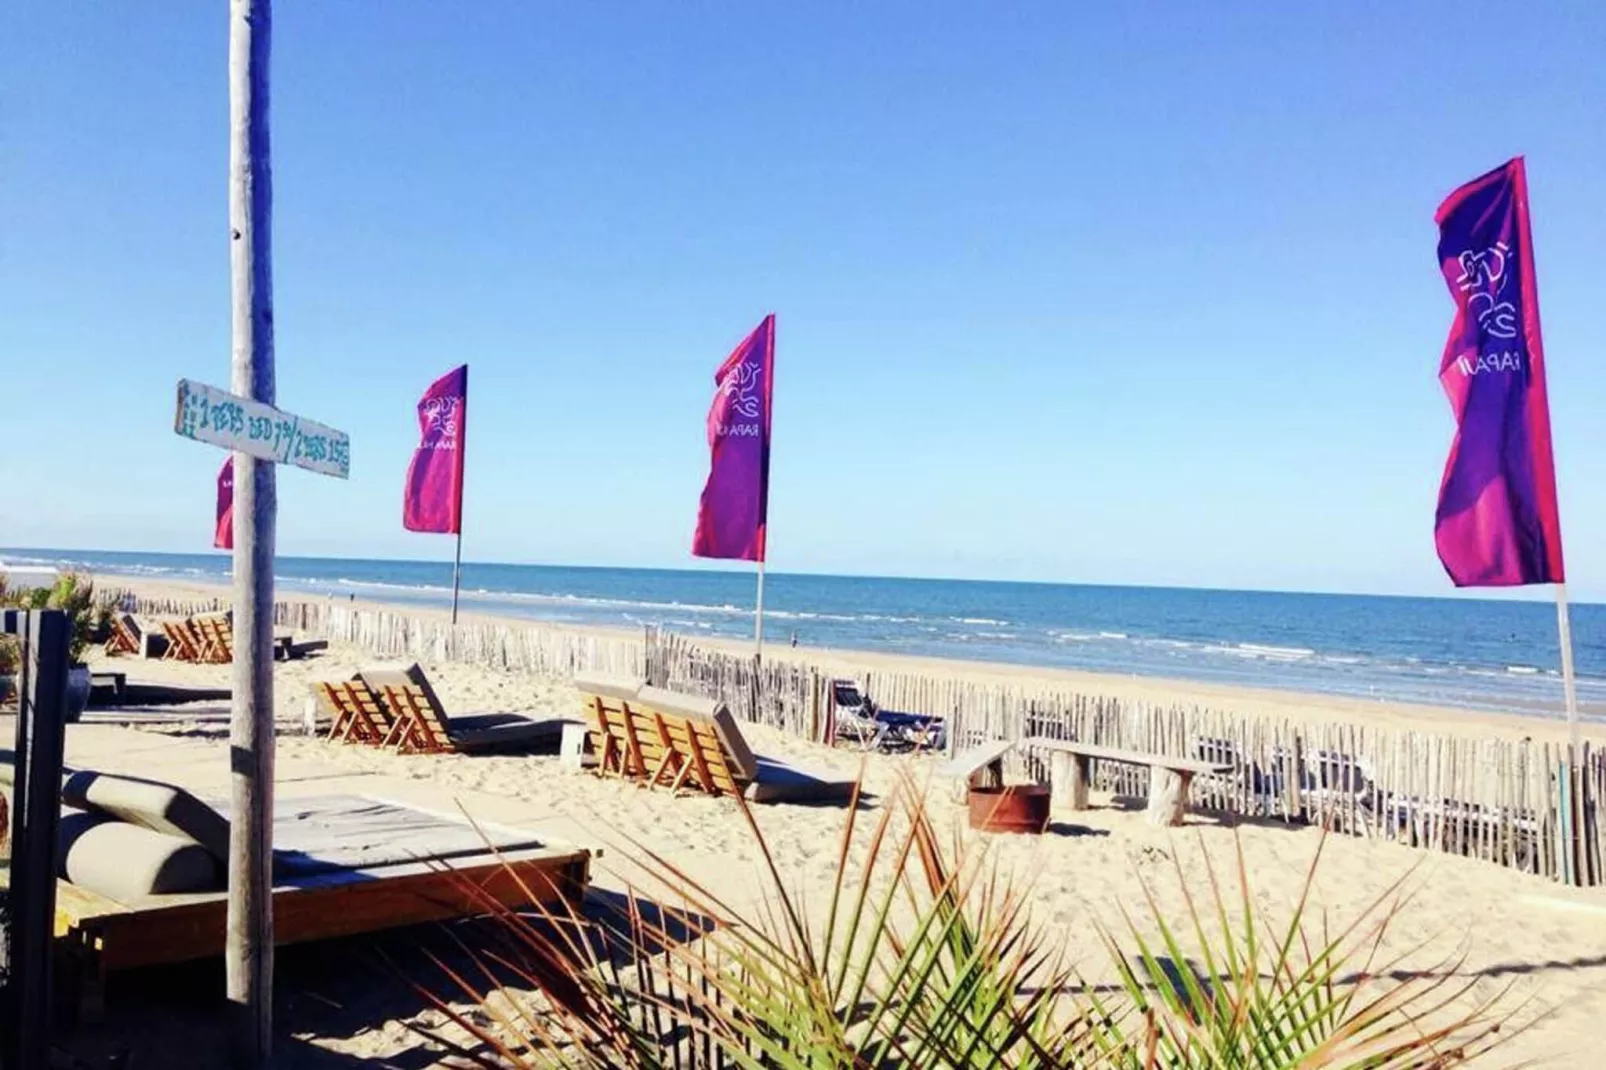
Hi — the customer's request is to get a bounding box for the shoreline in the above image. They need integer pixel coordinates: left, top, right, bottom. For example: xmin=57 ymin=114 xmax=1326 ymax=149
xmin=100 ymin=573 xmax=1603 ymax=745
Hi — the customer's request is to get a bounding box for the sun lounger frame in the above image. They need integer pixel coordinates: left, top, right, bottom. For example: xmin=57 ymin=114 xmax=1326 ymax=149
xmin=317 ymin=680 xmax=399 ymax=746
xmin=103 ymin=616 xmax=140 ymax=657
xmin=158 ymin=619 xmax=204 ymax=663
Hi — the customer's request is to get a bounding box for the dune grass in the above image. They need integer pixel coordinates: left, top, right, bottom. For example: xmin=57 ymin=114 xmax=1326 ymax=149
xmin=409 ymin=771 xmax=1519 ymax=1068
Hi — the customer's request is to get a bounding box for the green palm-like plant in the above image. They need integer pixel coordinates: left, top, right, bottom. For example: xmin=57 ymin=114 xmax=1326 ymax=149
xmin=1083 ymin=838 xmax=1522 ymax=1068
xmin=409 ymin=771 xmax=1517 ymax=1069
xmin=1 ymin=571 xmax=105 ymax=664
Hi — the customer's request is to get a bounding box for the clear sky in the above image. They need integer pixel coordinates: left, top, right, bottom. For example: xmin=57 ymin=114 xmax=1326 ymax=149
xmin=2 ymin=4 xmax=1602 ymax=598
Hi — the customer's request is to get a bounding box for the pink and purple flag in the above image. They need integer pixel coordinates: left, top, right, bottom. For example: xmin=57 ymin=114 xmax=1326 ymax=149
xmin=403 ymin=365 xmax=468 ymax=534
xmin=214 ymin=456 xmax=234 ymax=551
xmin=1434 ymin=157 xmax=1564 ymax=587
xmin=693 ymin=315 xmax=775 ymax=562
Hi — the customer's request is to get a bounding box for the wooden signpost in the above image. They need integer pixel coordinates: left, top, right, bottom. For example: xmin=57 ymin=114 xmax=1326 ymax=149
xmin=171 ymin=374 xmax=348 ymax=1066
xmin=176 ymin=378 xmax=351 ymax=479
xmin=175 ymin=3 xmax=346 ymax=1064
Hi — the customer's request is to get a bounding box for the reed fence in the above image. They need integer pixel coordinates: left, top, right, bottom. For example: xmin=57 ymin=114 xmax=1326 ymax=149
xmin=115 ymin=592 xmax=1606 ymax=887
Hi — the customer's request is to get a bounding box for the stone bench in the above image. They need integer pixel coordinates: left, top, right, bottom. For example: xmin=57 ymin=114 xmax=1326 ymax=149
xmin=937 ymin=740 xmax=1016 ymax=801
xmin=1022 ymin=738 xmax=1230 ymax=827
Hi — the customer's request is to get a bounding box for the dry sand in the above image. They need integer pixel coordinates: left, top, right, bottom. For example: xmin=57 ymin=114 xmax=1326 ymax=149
xmin=41 ymin=577 xmax=1606 ymax=1065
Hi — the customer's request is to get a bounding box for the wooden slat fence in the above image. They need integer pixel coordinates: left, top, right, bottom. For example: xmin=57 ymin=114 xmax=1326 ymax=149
xmin=111 ymin=592 xmax=1606 ymax=886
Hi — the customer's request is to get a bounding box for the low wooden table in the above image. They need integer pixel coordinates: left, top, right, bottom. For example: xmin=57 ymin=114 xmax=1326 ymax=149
xmin=1023 ymin=738 xmax=1230 ymax=827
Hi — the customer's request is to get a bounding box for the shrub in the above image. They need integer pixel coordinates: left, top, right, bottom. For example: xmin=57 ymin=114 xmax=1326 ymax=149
xmin=411 ymin=773 xmax=1518 ymax=1068
xmin=0 ymin=571 xmax=108 ymax=665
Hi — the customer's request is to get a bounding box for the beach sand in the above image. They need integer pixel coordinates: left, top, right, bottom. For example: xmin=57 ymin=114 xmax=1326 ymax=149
xmin=41 ymin=576 xmax=1606 ymax=1065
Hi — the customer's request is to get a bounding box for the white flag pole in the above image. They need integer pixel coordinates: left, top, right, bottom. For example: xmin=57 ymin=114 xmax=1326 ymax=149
xmin=754 ymin=559 xmax=767 ymax=661
xmin=1556 ymin=582 xmax=1580 ymax=754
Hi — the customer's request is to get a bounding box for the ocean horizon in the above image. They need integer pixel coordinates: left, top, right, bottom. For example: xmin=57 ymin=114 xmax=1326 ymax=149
xmin=6 ymin=546 xmax=1604 ymax=720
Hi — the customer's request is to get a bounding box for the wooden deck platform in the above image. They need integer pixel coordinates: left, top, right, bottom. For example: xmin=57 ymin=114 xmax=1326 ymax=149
xmin=2 ymin=794 xmax=592 ymax=977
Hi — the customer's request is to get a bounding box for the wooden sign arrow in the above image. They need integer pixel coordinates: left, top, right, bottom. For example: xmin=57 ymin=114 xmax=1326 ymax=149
xmin=174 ymin=378 xmax=350 ymax=478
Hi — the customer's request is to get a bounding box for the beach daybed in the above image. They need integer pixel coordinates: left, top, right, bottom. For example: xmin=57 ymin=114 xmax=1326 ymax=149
xmin=575 ymin=674 xmax=856 ymax=804
xmin=7 ymin=770 xmax=591 ymax=1005
xmin=362 ymin=664 xmax=569 ymax=755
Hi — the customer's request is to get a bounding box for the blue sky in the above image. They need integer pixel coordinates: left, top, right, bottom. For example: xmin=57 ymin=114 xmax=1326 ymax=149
xmin=2 ymin=3 xmax=1602 ymax=598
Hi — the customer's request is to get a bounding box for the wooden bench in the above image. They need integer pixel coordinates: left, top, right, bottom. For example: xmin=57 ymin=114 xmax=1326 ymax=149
xmin=937 ymin=740 xmax=1016 ymax=801
xmin=1022 ymin=739 xmax=1230 ymax=827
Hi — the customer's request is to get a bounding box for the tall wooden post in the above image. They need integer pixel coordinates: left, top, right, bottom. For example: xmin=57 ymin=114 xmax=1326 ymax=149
xmin=227 ymin=0 xmax=277 ymax=1065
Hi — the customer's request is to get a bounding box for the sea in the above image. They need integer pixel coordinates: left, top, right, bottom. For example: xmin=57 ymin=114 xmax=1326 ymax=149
xmin=5 ymin=548 xmax=1604 ymax=719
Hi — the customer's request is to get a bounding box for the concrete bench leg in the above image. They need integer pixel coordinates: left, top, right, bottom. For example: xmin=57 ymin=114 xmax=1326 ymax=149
xmin=1049 ymin=753 xmax=1091 ymax=815
xmin=1146 ymin=768 xmax=1194 ymax=827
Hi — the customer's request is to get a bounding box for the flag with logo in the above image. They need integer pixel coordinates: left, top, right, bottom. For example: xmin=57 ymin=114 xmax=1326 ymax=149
xmin=403 ymin=365 xmax=468 ymax=533
xmin=693 ymin=315 xmax=775 ymax=561
xmin=1434 ymin=157 xmax=1564 ymax=587
xmin=214 ymin=456 xmax=234 ymax=550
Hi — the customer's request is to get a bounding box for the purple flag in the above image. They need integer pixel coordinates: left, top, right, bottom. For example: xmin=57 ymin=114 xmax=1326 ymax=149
xmin=1434 ymin=157 xmax=1564 ymax=587
xmin=403 ymin=365 xmax=468 ymax=534
xmin=214 ymin=457 xmax=234 ymax=550
xmin=693 ymin=316 xmax=775 ymax=562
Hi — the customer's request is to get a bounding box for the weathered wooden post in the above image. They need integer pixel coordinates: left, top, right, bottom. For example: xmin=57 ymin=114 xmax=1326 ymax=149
xmin=0 ymin=609 xmax=70 ymax=1070
xmin=228 ymin=0 xmax=276 ymax=1063
xmin=173 ymin=4 xmax=347 ymax=1060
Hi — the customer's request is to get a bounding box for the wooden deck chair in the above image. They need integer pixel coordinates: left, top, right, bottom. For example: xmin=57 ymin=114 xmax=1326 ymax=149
xmin=314 ymin=680 xmax=397 ymax=746
xmin=632 ymin=686 xmax=856 ymax=804
xmin=573 ymin=673 xmax=659 ymax=781
xmin=364 ymin=664 xmax=564 ymax=755
xmin=104 ymin=614 xmax=141 ymax=657
xmin=159 ymin=619 xmax=204 ymax=662
xmin=192 ymin=615 xmax=234 ymax=664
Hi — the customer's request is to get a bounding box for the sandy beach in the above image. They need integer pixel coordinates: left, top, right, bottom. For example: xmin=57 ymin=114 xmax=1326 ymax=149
xmin=21 ymin=574 xmax=1598 ymax=1065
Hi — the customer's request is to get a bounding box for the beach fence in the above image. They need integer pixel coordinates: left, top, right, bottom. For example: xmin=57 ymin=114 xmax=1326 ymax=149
xmin=116 ymin=593 xmax=1606 ymax=887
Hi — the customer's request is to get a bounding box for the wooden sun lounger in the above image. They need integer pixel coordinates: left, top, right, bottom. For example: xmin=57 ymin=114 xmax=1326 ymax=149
xmin=193 ymin=615 xmax=234 ymax=664
xmin=364 ymin=665 xmax=566 ymax=755
xmin=158 ymin=619 xmax=205 ymax=663
xmin=315 ymin=680 xmax=398 ymax=745
xmin=574 ymin=675 xmax=855 ymax=805
xmin=4 ymin=794 xmax=591 ymax=1004
xmin=103 ymin=615 xmax=141 ymax=657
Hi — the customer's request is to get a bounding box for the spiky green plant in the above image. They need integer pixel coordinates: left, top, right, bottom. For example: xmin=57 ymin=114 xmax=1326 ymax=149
xmin=409 ymin=771 xmax=1517 ymax=1069
xmin=2 ymin=572 xmax=104 ymax=664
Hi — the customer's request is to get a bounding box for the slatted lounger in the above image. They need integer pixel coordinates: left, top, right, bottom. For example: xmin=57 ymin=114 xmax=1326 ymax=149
xmin=573 ymin=674 xmax=856 ymax=805
xmin=315 ymin=679 xmax=398 ymax=745
xmin=158 ymin=619 xmax=204 ymax=662
xmin=103 ymin=614 xmax=141 ymax=657
xmin=364 ymin=664 xmax=568 ymax=755
xmin=193 ymin=615 xmax=234 ymax=664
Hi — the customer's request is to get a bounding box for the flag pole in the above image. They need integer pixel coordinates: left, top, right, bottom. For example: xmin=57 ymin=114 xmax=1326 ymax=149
xmin=754 ymin=559 xmax=766 ymax=661
xmin=450 ymin=530 xmax=463 ymax=626
xmin=450 ymin=363 xmax=467 ymax=626
xmin=1557 ymin=582 xmax=1580 ymax=754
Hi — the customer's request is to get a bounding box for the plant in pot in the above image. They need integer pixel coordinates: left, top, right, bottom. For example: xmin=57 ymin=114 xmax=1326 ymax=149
xmin=0 ymin=635 xmax=16 ymax=708
xmin=3 ymin=572 xmax=104 ymax=721
xmin=0 ymin=575 xmax=15 ymax=706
